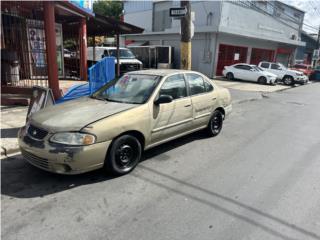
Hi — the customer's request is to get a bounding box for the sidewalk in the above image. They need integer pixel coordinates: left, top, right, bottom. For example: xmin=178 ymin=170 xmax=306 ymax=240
xmin=213 ymin=78 xmax=291 ymax=92
xmin=1 ymin=106 xmax=27 ymax=157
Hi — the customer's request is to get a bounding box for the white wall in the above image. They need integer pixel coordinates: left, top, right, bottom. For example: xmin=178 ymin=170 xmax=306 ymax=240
xmin=124 ymin=10 xmax=153 ymax=32
xmin=124 ymin=1 xmax=221 ymax=34
xmin=219 ymin=2 xmax=300 ymax=45
xmin=124 ymin=32 xmax=217 ymax=77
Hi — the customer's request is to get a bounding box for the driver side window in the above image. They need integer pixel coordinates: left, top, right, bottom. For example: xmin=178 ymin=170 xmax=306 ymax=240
xmin=159 ymin=74 xmax=187 ymax=100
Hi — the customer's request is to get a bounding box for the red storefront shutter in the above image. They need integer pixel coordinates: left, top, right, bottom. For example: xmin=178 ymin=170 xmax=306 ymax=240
xmin=216 ymin=44 xmax=248 ymax=76
xmin=250 ymin=48 xmax=275 ymax=65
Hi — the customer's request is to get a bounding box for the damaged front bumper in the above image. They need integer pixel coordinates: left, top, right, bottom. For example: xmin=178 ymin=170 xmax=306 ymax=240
xmin=18 ymin=126 xmax=111 ymax=175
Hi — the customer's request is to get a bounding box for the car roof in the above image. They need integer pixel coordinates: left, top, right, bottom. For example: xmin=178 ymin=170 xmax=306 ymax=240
xmin=233 ymin=63 xmax=250 ymax=66
xmin=127 ymin=69 xmax=203 ymax=77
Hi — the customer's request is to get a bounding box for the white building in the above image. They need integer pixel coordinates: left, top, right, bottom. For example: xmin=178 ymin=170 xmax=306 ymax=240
xmin=122 ymin=1 xmax=305 ymax=77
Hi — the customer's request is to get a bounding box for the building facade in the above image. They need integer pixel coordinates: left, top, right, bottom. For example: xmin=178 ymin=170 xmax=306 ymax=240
xmin=296 ymin=32 xmax=319 ymax=64
xmin=1 ymin=1 xmax=93 ymax=99
xmin=123 ymin=0 xmax=306 ymax=77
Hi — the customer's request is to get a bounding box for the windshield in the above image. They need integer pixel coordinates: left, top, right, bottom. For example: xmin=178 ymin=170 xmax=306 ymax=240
xmin=92 ymin=74 xmax=161 ymax=104
xmin=278 ymin=63 xmax=286 ymax=69
xmin=253 ymin=66 xmax=263 ymax=71
xmin=108 ymin=49 xmax=136 ymax=59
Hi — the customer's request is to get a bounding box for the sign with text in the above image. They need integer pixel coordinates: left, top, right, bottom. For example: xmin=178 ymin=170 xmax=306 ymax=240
xmin=169 ymin=7 xmax=187 ymax=17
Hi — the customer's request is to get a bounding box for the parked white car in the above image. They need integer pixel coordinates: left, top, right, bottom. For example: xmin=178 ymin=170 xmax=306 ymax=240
xmin=258 ymin=62 xmax=308 ymax=85
xmin=222 ymin=63 xmax=277 ymax=85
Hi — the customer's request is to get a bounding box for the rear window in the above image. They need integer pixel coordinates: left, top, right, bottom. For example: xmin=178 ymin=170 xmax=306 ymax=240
xmin=260 ymin=62 xmax=270 ymax=68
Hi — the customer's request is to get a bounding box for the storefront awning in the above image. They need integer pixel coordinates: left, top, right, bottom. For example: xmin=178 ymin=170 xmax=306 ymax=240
xmin=86 ymin=14 xmax=144 ymax=37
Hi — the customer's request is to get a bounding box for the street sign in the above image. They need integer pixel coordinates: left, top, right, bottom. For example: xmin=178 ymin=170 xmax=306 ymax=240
xmin=169 ymin=7 xmax=187 ymax=17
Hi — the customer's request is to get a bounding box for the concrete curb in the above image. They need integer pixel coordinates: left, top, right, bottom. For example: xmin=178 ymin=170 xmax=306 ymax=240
xmin=1 ymin=146 xmax=20 ymax=157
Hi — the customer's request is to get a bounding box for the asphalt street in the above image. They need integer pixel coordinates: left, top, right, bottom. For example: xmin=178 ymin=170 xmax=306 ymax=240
xmin=2 ymin=83 xmax=320 ymax=240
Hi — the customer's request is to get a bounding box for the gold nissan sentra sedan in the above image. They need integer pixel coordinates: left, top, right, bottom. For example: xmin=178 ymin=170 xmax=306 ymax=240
xmin=18 ymin=70 xmax=232 ymax=175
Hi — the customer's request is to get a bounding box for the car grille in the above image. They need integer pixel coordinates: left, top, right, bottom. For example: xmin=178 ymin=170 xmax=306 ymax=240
xmin=21 ymin=149 xmax=50 ymax=170
xmin=120 ymin=64 xmax=141 ymax=72
xmin=27 ymin=125 xmax=48 ymax=140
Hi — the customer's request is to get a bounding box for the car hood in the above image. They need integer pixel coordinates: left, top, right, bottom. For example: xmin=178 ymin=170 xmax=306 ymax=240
xmin=287 ymin=69 xmax=303 ymax=75
xmin=29 ymin=97 xmax=137 ymax=132
xmin=116 ymin=59 xmax=142 ymax=65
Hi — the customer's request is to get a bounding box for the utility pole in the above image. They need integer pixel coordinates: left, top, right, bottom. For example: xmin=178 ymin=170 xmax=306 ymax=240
xmin=317 ymin=25 xmax=320 ymax=49
xmin=180 ymin=0 xmax=191 ymax=70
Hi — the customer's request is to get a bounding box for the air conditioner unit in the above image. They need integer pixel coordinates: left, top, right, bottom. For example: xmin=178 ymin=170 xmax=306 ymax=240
xmin=291 ymin=34 xmax=297 ymax=40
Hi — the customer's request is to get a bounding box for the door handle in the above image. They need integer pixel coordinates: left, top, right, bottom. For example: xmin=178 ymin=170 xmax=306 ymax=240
xmin=212 ymin=97 xmax=217 ymax=100
xmin=184 ymin=104 xmax=191 ymax=107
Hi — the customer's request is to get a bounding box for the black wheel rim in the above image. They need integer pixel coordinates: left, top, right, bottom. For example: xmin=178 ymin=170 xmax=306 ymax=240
xmin=284 ymin=77 xmax=291 ymax=85
xmin=115 ymin=142 xmax=138 ymax=170
xmin=211 ymin=113 xmax=223 ymax=134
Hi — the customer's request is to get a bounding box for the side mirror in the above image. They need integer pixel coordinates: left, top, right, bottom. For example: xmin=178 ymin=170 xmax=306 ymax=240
xmin=250 ymin=69 xmax=255 ymax=72
xmin=154 ymin=95 xmax=173 ymax=105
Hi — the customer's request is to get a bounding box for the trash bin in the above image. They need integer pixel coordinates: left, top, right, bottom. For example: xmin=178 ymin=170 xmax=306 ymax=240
xmin=1 ymin=49 xmax=20 ymax=85
xmin=10 ymin=60 xmax=20 ymax=84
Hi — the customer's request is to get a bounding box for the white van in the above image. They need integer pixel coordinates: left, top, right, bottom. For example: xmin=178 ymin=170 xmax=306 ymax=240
xmin=87 ymin=47 xmax=142 ymax=73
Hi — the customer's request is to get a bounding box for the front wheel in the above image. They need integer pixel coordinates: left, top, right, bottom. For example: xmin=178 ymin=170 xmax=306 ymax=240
xmin=226 ymin=72 xmax=234 ymax=81
xmin=283 ymin=76 xmax=294 ymax=85
xmin=206 ymin=110 xmax=224 ymax=137
xmin=105 ymin=135 xmax=142 ymax=175
xmin=258 ymin=76 xmax=267 ymax=85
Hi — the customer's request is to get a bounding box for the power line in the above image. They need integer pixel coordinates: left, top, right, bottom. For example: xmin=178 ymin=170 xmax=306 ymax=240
xmin=303 ymin=23 xmax=319 ymax=31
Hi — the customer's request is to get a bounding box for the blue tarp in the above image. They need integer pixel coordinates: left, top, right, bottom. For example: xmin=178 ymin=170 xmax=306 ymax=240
xmin=56 ymin=57 xmax=115 ymax=104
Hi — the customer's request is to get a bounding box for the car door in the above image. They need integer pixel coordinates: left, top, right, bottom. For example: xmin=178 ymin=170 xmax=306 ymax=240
xmin=185 ymin=73 xmax=218 ymax=128
xmin=241 ymin=65 xmax=256 ymax=81
xmin=269 ymin=63 xmax=284 ymax=78
xmin=232 ymin=65 xmax=245 ymax=80
xmin=150 ymin=74 xmax=193 ymax=144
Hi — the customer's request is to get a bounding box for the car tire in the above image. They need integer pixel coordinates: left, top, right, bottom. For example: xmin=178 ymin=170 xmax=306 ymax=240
xmin=226 ymin=72 xmax=234 ymax=80
xmin=206 ymin=110 xmax=224 ymax=137
xmin=104 ymin=134 xmax=142 ymax=175
xmin=283 ymin=76 xmax=294 ymax=85
xmin=258 ymin=76 xmax=267 ymax=85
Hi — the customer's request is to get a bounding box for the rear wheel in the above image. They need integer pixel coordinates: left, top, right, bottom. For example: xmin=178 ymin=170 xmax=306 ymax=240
xmin=206 ymin=110 xmax=224 ymax=137
xmin=258 ymin=76 xmax=267 ymax=85
xmin=105 ymin=135 xmax=142 ymax=175
xmin=226 ymin=72 xmax=234 ymax=80
xmin=283 ymin=76 xmax=294 ymax=85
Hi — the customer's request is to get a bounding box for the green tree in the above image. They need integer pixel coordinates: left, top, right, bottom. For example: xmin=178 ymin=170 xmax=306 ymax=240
xmin=93 ymin=0 xmax=123 ymax=20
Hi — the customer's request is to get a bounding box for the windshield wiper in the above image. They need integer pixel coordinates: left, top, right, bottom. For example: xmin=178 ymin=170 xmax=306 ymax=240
xmin=90 ymin=95 xmax=107 ymax=101
xmin=105 ymin=98 xmax=140 ymax=104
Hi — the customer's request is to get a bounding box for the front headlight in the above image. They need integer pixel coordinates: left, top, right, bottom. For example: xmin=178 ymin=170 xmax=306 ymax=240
xmin=50 ymin=132 xmax=96 ymax=146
